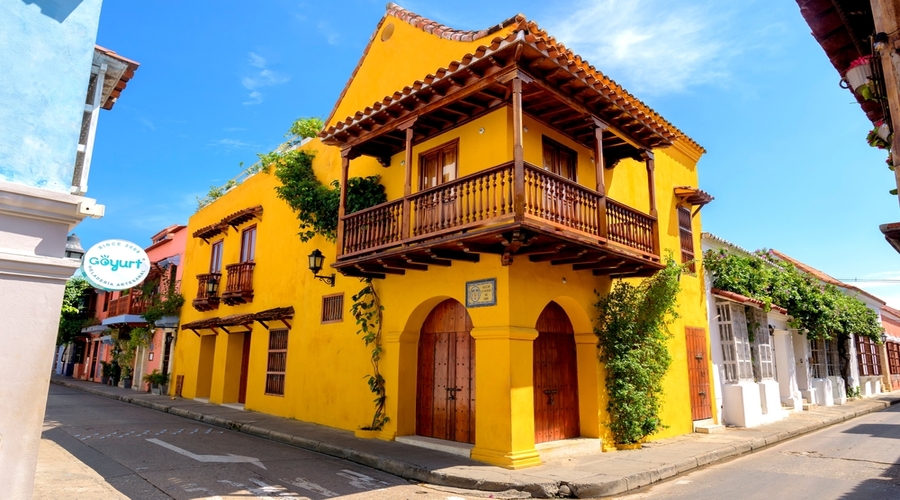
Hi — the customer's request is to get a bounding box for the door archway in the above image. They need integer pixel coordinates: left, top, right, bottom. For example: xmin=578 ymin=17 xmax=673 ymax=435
xmin=533 ymin=301 xmax=580 ymax=443
xmin=416 ymin=299 xmax=475 ymax=444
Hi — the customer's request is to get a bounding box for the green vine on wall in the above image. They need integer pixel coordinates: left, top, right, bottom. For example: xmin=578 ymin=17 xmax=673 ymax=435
xmin=350 ymin=279 xmax=389 ymax=431
xmin=594 ymin=257 xmax=683 ymax=445
xmin=703 ymin=249 xmax=883 ymax=342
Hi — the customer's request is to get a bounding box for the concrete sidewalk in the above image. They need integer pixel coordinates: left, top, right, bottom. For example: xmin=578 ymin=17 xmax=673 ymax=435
xmin=50 ymin=375 xmax=900 ymax=498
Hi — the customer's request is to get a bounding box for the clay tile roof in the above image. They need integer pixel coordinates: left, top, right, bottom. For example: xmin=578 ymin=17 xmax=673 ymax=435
xmin=218 ymin=313 xmax=256 ymax=327
xmin=221 ymin=206 xmax=263 ymax=229
xmin=882 ymin=305 xmax=900 ymax=318
xmin=674 ymin=186 xmax=714 ymax=207
xmin=180 ymin=317 xmax=221 ymax=331
xmin=253 ymin=306 xmax=295 ymax=322
xmin=712 ymin=288 xmax=789 ymax=315
xmin=94 ymin=45 xmax=140 ymax=111
xmin=322 ymin=4 xmax=703 ymax=154
xmin=192 ymin=222 xmax=228 ymax=241
xmin=385 ymin=2 xmax=523 ymax=42
xmin=770 ymin=249 xmax=885 ymax=305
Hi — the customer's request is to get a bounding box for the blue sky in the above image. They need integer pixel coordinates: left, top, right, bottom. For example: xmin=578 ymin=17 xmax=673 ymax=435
xmin=81 ymin=0 xmax=900 ymax=305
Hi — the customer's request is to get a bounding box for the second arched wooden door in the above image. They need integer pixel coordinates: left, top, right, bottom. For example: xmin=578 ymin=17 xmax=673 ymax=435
xmin=533 ymin=301 xmax=580 ymax=443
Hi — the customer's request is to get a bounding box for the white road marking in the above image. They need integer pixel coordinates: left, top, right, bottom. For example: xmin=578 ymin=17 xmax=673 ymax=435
xmin=147 ymin=438 xmax=267 ymax=469
xmin=336 ymin=469 xmax=389 ymax=489
xmin=218 ymin=479 xmax=308 ymax=499
xmin=183 ymin=482 xmax=224 ymax=499
xmin=283 ymin=477 xmax=339 ymax=497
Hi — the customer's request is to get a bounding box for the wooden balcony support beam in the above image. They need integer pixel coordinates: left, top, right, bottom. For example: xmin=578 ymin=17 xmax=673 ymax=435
xmin=357 ymin=264 xmax=405 ymax=275
xmin=404 ymin=253 xmax=452 ymax=267
xmin=342 ymin=268 xmax=387 ymax=280
xmin=551 ymin=253 xmax=605 ymax=266
xmin=430 ymin=249 xmax=480 ymax=262
xmin=517 ymin=243 xmax=568 ymax=255
xmin=573 ymin=258 xmax=624 ymax=271
xmin=530 ymin=250 xmax=586 ymax=262
xmin=377 ymin=258 xmax=428 ymax=271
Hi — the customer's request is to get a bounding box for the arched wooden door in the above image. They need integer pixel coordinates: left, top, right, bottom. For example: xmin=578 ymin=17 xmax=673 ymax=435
xmin=416 ymin=299 xmax=475 ymax=444
xmin=533 ymin=301 xmax=580 ymax=443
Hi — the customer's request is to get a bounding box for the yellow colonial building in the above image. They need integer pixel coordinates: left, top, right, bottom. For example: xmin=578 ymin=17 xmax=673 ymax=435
xmin=172 ymin=3 xmax=715 ymax=469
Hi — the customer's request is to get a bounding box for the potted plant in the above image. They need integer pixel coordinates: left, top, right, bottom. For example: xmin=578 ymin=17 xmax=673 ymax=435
xmin=100 ymin=361 xmax=112 ymax=385
xmin=121 ymin=365 xmax=133 ymax=389
xmin=868 ymin=122 xmax=891 ymax=149
xmin=142 ymin=369 xmax=168 ymax=395
xmin=844 ymin=55 xmax=873 ymax=95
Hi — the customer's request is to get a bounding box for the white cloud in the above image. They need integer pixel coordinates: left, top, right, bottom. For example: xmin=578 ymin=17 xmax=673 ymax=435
xmin=317 ymin=21 xmax=340 ymax=46
xmin=243 ymin=91 xmax=263 ymax=106
xmin=240 ymin=52 xmax=289 ymax=104
xmin=208 ymin=138 xmax=256 ymax=150
xmin=544 ymin=0 xmax=733 ymax=95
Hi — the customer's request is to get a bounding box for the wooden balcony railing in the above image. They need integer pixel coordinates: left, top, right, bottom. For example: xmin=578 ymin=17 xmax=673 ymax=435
xmin=108 ymin=292 xmax=148 ymax=317
xmin=222 ymin=262 xmax=255 ymax=305
xmin=339 ymin=162 xmax=658 ymax=262
xmin=192 ymin=273 xmax=221 ymax=312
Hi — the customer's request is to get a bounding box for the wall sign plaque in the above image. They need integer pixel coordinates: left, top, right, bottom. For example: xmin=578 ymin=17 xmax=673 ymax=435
xmin=466 ymin=278 xmax=496 ymax=308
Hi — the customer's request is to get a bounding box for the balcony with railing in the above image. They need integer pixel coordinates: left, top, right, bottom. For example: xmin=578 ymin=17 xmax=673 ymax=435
xmin=335 ymin=161 xmax=660 ymax=279
xmin=107 ymin=292 xmax=149 ymax=319
xmin=221 ymin=262 xmax=255 ymax=306
xmin=192 ymin=272 xmax=221 ymax=312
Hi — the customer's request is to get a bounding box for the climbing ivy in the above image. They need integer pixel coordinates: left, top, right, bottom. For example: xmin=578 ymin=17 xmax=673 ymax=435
xmin=703 ymin=249 xmax=883 ymax=341
xmin=350 ymin=279 xmax=389 ymax=431
xmin=271 ymin=118 xmax=386 ymax=242
xmin=594 ymin=257 xmax=683 ymax=445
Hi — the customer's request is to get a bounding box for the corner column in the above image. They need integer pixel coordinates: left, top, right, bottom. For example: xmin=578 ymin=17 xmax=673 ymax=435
xmin=642 ymin=150 xmax=660 ymax=255
xmin=574 ymin=332 xmax=606 ymax=444
xmin=592 ymin=118 xmax=609 ymax=239
xmin=512 ymin=77 xmax=525 ymax=222
xmin=880 ymin=342 xmax=892 ymax=392
xmin=399 ymin=118 xmax=416 ymax=240
xmin=470 ymin=326 xmax=541 ymax=469
xmin=337 ymin=149 xmax=353 ymax=257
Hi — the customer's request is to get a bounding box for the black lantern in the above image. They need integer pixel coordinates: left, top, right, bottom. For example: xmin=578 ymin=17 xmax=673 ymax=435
xmin=307 ymin=249 xmax=335 ymax=286
xmin=65 ymin=233 xmax=85 ymax=260
xmin=206 ymin=276 xmax=219 ymax=296
xmin=882 ymin=333 xmax=888 ymax=344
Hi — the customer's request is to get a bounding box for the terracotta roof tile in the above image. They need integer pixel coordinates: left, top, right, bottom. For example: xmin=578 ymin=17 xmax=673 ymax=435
xmin=94 ymin=45 xmax=140 ymax=111
xmin=324 ymin=4 xmax=703 ymax=153
xmin=770 ymin=249 xmax=885 ymax=305
xmin=712 ymin=288 xmax=788 ymax=315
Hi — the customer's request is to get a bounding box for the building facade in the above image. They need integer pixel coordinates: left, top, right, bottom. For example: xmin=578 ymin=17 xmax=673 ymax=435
xmin=172 ymin=4 xmax=715 ymax=469
xmin=0 ymin=2 xmax=137 ymax=496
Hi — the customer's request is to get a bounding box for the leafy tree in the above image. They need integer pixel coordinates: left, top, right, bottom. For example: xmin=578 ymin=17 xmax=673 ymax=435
xmin=57 ymin=277 xmax=92 ymax=345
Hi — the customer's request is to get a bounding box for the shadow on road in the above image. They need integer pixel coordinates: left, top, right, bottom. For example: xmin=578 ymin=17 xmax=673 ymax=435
xmin=838 ymin=404 xmax=900 ymax=499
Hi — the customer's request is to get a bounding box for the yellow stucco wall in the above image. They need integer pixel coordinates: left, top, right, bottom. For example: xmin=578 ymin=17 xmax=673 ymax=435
xmin=174 ymin=9 xmax=715 ymax=470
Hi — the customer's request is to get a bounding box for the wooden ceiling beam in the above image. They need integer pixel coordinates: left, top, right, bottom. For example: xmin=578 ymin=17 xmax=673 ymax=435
xmin=551 ymin=254 xmax=607 ymax=266
xmin=357 ymin=264 xmax=405 ymax=275
xmin=530 ymin=250 xmax=586 ymax=262
xmin=404 ymin=253 xmax=452 ymax=267
xmin=430 ymin=249 xmax=480 ymax=262
xmin=376 ymin=258 xmax=428 ymax=271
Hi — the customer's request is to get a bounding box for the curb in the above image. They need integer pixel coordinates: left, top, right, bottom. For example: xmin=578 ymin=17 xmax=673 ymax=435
xmin=50 ymin=379 xmax=900 ymax=498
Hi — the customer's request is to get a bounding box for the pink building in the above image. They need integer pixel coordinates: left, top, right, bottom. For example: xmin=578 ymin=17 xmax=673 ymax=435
xmin=68 ymin=225 xmax=187 ymax=390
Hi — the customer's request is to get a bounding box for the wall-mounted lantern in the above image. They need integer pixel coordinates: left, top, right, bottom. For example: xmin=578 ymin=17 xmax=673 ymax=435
xmin=307 ymin=249 xmax=335 ymax=287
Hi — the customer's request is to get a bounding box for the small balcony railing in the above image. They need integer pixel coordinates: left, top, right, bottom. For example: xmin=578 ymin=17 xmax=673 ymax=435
xmin=108 ymin=292 xmax=148 ymax=317
xmin=192 ymin=272 xmax=221 ymax=312
xmin=222 ymin=262 xmax=255 ymax=306
xmin=338 ymin=161 xmax=658 ymax=260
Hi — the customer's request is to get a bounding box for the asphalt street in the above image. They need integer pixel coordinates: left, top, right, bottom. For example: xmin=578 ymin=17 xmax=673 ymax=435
xmin=617 ymin=403 xmax=900 ymax=500
xmin=41 ymin=384 xmax=487 ymax=500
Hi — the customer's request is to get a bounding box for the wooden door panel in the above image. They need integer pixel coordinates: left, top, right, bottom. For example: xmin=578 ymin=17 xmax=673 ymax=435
xmin=685 ymin=326 xmax=712 ymax=421
xmin=417 ymin=299 xmax=475 ymax=444
xmin=534 ymin=302 xmax=579 ymax=444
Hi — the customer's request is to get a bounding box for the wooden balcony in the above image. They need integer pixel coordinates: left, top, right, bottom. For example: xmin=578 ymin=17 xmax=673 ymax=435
xmin=108 ymin=293 xmax=148 ymax=318
xmin=221 ymin=263 xmax=255 ymax=306
xmin=335 ymin=162 xmax=661 ymax=279
xmin=192 ymin=273 xmax=221 ymax=312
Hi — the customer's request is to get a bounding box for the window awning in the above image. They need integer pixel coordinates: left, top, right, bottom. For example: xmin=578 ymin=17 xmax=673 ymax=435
xmin=674 ymin=186 xmax=714 ymax=216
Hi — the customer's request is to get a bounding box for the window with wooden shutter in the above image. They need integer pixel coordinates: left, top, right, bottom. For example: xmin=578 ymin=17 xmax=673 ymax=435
xmin=265 ymin=329 xmax=288 ymax=396
xmin=716 ymin=301 xmax=753 ymax=383
xmin=856 ymin=335 xmax=881 ymax=376
xmin=419 ymin=140 xmax=458 ymax=190
xmin=541 ymin=136 xmax=577 ymax=181
xmin=321 ymin=293 xmax=344 ymax=324
xmin=678 ymin=206 xmax=695 ymax=273
xmin=888 ymin=342 xmax=900 ymax=375
xmin=809 ymin=339 xmax=826 ymax=378
xmin=240 ymin=226 xmax=257 ymax=263
xmin=210 ymin=240 xmax=223 ymax=273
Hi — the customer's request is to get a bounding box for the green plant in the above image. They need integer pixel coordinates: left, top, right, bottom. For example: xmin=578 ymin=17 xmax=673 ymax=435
xmin=287 ymin=117 xmax=325 ymax=145
xmin=594 ymin=256 xmax=683 ymax=444
xmin=197 ymin=180 xmax=237 ymax=210
xmin=136 ymin=276 xmax=185 ymax=327
xmin=350 ymin=279 xmax=389 ymax=431
xmin=57 ymin=277 xmax=92 ymax=345
xmin=143 ymin=369 xmax=169 ymax=386
xmin=273 ymin=149 xmax=386 ymax=242
xmin=846 ymin=386 xmax=861 ymax=399
xmin=100 ymin=360 xmax=113 ymax=378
